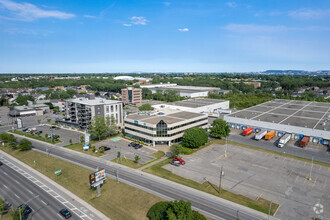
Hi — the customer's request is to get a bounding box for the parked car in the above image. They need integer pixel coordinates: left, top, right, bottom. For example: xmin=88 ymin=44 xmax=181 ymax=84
xmin=22 ymin=128 xmax=29 ymax=132
xmin=18 ymin=204 xmax=32 ymax=216
xmin=2 ymin=203 xmax=12 ymax=214
xmin=0 ymin=161 xmax=3 ymax=166
xmin=99 ymin=146 xmax=111 ymax=151
xmin=173 ymin=158 xmax=185 ymax=165
xmin=59 ymin=209 xmax=72 ymax=219
xmin=170 ymin=160 xmax=181 ymax=166
xmin=134 ymin=144 xmax=142 ymax=149
xmin=128 ymin=142 xmax=136 ymax=147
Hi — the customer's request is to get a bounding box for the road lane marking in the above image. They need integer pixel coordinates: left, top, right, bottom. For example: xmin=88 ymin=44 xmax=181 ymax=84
xmin=14 ymin=193 xmax=20 ymax=199
xmin=3 ymin=171 xmax=8 ymax=176
xmin=57 ymin=213 xmax=62 ymax=218
xmin=15 ymin=180 xmax=19 ymax=184
xmin=41 ymin=200 xmax=47 ymax=205
xmin=27 ymin=190 xmax=33 ymax=195
xmin=294 ymin=175 xmax=299 ymax=183
xmin=3 ymin=184 xmax=8 ymax=189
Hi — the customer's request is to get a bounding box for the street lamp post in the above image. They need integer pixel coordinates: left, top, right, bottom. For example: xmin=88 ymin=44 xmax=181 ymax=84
xmin=308 ymin=156 xmax=314 ymax=181
xmin=224 ymin=136 xmax=228 ymax=157
xmin=19 ymin=195 xmax=39 ymax=220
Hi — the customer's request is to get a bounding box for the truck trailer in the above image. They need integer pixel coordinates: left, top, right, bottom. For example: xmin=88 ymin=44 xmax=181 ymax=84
xmin=277 ymin=134 xmax=291 ymax=148
xmin=300 ymin=136 xmax=309 ymax=147
xmin=265 ymin=131 xmax=275 ymax=140
xmin=255 ymin=130 xmax=267 ymax=140
xmin=243 ymin=127 xmax=253 ymax=136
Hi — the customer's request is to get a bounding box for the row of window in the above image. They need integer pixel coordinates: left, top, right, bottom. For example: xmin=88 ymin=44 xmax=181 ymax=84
xmin=125 ymin=117 xmax=208 ymax=131
xmin=125 ymin=123 xmax=207 ymax=138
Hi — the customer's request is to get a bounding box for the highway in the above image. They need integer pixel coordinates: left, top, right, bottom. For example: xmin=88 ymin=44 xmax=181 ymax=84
xmin=16 ymin=136 xmax=274 ymax=220
xmin=0 ymin=161 xmax=81 ymax=220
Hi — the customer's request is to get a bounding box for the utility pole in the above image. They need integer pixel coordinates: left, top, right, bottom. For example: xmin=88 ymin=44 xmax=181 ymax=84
xmin=116 ymin=169 xmax=119 ymax=183
xmin=19 ymin=195 xmax=39 ymax=220
xmin=236 ymin=210 xmax=239 ymax=220
xmin=268 ymin=200 xmax=272 ymax=220
xmin=219 ymin=166 xmax=223 ymax=194
xmin=308 ymin=156 xmax=314 ymax=181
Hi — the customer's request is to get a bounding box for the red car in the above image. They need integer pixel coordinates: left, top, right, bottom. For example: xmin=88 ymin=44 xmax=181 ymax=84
xmin=172 ymin=158 xmax=185 ymax=165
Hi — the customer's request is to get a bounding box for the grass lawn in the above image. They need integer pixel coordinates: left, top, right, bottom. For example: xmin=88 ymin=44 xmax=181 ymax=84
xmin=143 ymin=158 xmax=279 ymax=216
xmin=63 ymin=142 xmax=105 ymax=157
xmin=112 ymin=151 xmax=165 ymax=169
xmin=0 ymin=145 xmax=164 ymax=220
xmin=9 ymin=130 xmax=62 ymax=144
xmin=211 ymin=139 xmax=330 ymax=167
xmin=111 ymin=158 xmax=143 ymax=169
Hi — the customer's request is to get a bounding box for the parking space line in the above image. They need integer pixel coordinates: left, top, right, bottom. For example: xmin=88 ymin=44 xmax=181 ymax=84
xmin=294 ymin=175 xmax=299 ymax=183
xmin=288 ymin=170 xmax=293 ymax=177
xmin=270 ymin=154 xmax=274 ymax=158
xmin=312 ymin=176 xmax=318 ymax=188
xmin=296 ymin=160 xmax=300 ymax=166
xmin=319 ymin=165 xmax=322 ymax=171
xmin=283 ymin=157 xmax=287 ymax=162
xmin=303 ymin=162 xmax=307 ymax=167
xmin=216 ymin=155 xmax=223 ymax=160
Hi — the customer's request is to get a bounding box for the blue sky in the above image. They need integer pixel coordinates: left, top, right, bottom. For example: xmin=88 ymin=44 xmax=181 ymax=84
xmin=0 ymin=0 xmax=329 ymax=73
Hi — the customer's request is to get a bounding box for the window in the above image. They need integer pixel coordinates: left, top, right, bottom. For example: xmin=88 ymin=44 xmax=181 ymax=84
xmin=115 ymin=105 xmax=118 ymax=111
xmin=111 ymin=106 xmax=113 ymax=112
xmin=106 ymin=106 xmax=109 ymax=113
xmin=156 ymin=120 xmax=167 ymax=137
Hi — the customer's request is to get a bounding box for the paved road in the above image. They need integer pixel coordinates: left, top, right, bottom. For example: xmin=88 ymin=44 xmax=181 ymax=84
xmin=18 ymin=137 xmax=275 ymax=220
xmin=0 ymin=161 xmax=81 ymax=220
xmin=229 ymin=132 xmax=330 ymax=164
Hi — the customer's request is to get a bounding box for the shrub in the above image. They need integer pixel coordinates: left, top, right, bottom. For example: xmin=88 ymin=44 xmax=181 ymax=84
xmin=99 ymin=147 xmax=104 ymax=153
xmin=92 ymin=145 xmax=96 ymax=152
xmin=19 ymin=139 xmax=32 ymax=151
xmin=134 ymin=155 xmax=140 ymax=163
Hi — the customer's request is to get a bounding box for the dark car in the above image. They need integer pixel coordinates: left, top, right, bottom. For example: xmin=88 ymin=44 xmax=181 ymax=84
xmin=59 ymin=209 xmax=72 ymax=219
xmin=3 ymin=203 xmax=12 ymax=214
xmin=18 ymin=204 xmax=32 ymax=216
xmin=128 ymin=142 xmax=136 ymax=147
xmin=134 ymin=144 xmax=142 ymax=149
xmin=0 ymin=161 xmax=3 ymax=166
xmin=22 ymin=128 xmax=29 ymax=132
xmin=170 ymin=161 xmax=181 ymax=166
xmin=99 ymin=146 xmax=111 ymax=151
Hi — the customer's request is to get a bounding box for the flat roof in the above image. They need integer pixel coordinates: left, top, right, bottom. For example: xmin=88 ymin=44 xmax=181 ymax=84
xmin=226 ymin=99 xmax=330 ymax=131
xmin=67 ymin=98 xmax=121 ymax=106
xmin=164 ymin=98 xmax=228 ymax=108
xmin=125 ymin=109 xmax=206 ymax=125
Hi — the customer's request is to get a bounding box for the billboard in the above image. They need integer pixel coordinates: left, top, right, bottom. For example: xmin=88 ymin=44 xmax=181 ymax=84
xmin=85 ymin=133 xmax=90 ymax=146
xmin=17 ymin=118 xmax=22 ymax=129
xmin=89 ymin=169 xmax=106 ymax=185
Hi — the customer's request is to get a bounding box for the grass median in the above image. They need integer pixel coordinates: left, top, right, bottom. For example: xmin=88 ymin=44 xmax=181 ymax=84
xmin=143 ymin=158 xmax=279 ymax=216
xmin=111 ymin=151 xmax=165 ymax=169
xmin=9 ymin=129 xmax=62 ymax=144
xmin=0 ymin=145 xmax=164 ymax=220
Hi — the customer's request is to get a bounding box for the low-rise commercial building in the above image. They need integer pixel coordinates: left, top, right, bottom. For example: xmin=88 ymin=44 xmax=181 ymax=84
xmin=124 ymin=109 xmax=208 ymax=146
xmin=152 ymin=98 xmax=229 ymax=114
xmin=9 ymin=106 xmax=36 ymax=117
xmin=121 ymin=87 xmax=142 ymax=105
xmin=63 ymin=96 xmax=123 ymax=130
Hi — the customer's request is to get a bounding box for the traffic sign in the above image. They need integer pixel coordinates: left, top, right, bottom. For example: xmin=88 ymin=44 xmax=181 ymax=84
xmin=54 ymin=170 xmax=61 ymax=175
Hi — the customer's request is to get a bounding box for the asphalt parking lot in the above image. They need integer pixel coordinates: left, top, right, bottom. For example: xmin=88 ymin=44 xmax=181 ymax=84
xmin=164 ymin=143 xmax=330 ymax=220
xmin=94 ymin=137 xmax=157 ymax=164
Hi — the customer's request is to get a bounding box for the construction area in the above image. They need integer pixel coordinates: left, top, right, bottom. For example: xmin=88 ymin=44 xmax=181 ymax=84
xmin=164 ymin=143 xmax=330 ymax=220
xmin=224 ymin=99 xmax=330 ymax=143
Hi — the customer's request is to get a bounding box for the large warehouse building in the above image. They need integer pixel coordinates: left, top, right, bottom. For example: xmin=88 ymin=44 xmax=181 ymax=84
xmin=224 ymin=99 xmax=330 ymax=143
xmin=124 ymin=109 xmax=208 ymax=146
xmin=152 ymin=98 xmax=229 ymax=114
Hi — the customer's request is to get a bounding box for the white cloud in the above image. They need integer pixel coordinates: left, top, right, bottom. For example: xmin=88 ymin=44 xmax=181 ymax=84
xmin=226 ymin=2 xmax=237 ymax=8
xmin=84 ymin=15 xmax=96 ymax=19
xmin=288 ymin=8 xmax=330 ymax=19
xmin=123 ymin=23 xmax=132 ymax=27
xmin=178 ymin=28 xmax=189 ymax=32
xmin=0 ymin=0 xmax=75 ymax=21
xmin=163 ymin=2 xmax=171 ymax=6
xmin=130 ymin=16 xmax=148 ymax=25
xmin=223 ymin=24 xmax=295 ymax=33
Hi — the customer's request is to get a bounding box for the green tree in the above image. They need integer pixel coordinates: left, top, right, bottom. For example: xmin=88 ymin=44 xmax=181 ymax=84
xmin=9 ymin=141 xmax=17 ymax=149
xmin=182 ymin=127 xmax=208 ymax=149
xmin=134 ymin=155 xmax=140 ymax=163
xmin=138 ymin=104 xmax=153 ymax=111
xmin=15 ymin=94 xmax=34 ymax=105
xmin=209 ymin=119 xmax=231 ymax=139
xmin=47 ymin=119 xmax=51 ymax=123
xmin=0 ymin=132 xmax=16 ymax=143
xmin=89 ymin=116 xmax=109 ymax=140
xmin=106 ymin=116 xmax=118 ymax=136
xmin=99 ymin=147 xmax=105 ymax=153
xmin=142 ymin=88 xmax=152 ymax=99
xmin=13 ymin=207 xmax=25 ymax=220
xmin=19 ymin=139 xmax=32 ymax=151
xmin=69 ymin=139 xmax=72 ymax=145
xmin=147 ymin=200 xmax=205 ymax=220
xmin=80 ymin=135 xmax=84 ymax=142
xmin=170 ymin=143 xmax=181 ymax=158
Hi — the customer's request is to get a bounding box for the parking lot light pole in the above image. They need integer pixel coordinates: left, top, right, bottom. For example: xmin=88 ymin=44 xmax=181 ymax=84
xmin=268 ymin=200 xmax=272 ymax=220
xmin=308 ymin=156 xmax=314 ymax=181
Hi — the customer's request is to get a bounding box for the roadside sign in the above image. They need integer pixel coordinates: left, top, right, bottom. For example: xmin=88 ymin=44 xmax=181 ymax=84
xmin=54 ymin=170 xmax=61 ymax=175
xmin=85 ymin=133 xmax=90 ymax=146
xmin=17 ymin=118 xmax=22 ymax=129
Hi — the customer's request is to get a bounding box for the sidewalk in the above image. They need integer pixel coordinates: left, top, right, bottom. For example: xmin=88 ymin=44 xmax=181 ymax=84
xmin=137 ymin=156 xmax=167 ymax=170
